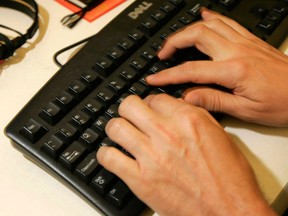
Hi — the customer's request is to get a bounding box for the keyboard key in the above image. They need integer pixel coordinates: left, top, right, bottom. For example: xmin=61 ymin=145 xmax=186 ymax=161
xmin=105 ymin=104 xmax=120 ymax=119
xmin=92 ymin=116 xmax=109 ymax=134
xmin=75 ymin=152 xmax=100 ymax=182
xmin=42 ymin=135 xmax=65 ymax=159
xmin=83 ymin=100 xmax=104 ymax=119
xmin=266 ymin=10 xmax=283 ymax=23
xmin=106 ymin=181 xmax=132 ymax=209
xmin=178 ymin=14 xmax=194 ymax=25
xmin=219 ymin=0 xmax=240 ymax=11
xmin=40 ymin=101 xmax=63 ymax=125
xmin=187 ymin=3 xmax=202 ymax=17
xmin=117 ymin=92 xmax=131 ymax=104
xmin=128 ymin=29 xmax=147 ymax=45
xmin=160 ymin=2 xmax=176 ymax=14
xmin=108 ymin=78 xmax=127 ymax=95
xmin=170 ymin=22 xmax=184 ymax=32
xmin=148 ymin=61 xmax=170 ymax=73
xmin=250 ymin=4 xmax=269 ymax=18
xmin=118 ymin=37 xmax=137 ymax=54
xmin=81 ymin=70 xmax=102 ymax=90
xmin=71 ymin=111 xmax=92 ymax=131
xmin=80 ymin=128 xmax=102 ymax=151
xmin=257 ymin=18 xmax=276 ymax=34
xmin=107 ymin=47 xmax=125 ymax=63
xmin=99 ymin=137 xmax=117 ymax=148
xmin=138 ymin=18 xmax=159 ymax=36
xmin=68 ymin=80 xmax=88 ymax=100
xmin=93 ymin=57 xmax=115 ymax=77
xmin=151 ymin=40 xmax=163 ymax=51
xmin=91 ymin=169 xmax=117 ymax=196
xmin=130 ymin=58 xmax=149 ymax=72
xmin=169 ymin=0 xmax=185 ymax=7
xmin=20 ymin=119 xmax=47 ymax=142
xmin=55 ymin=91 xmax=75 ymax=112
xmin=119 ymin=69 xmax=138 ymax=84
xmin=151 ymin=9 xmax=167 ymax=23
xmin=273 ymin=2 xmax=288 ymax=15
xmin=129 ymin=82 xmax=149 ymax=97
xmin=139 ymin=73 xmax=151 ymax=87
xmin=141 ymin=49 xmax=157 ymax=62
xmin=96 ymin=88 xmax=116 ymax=107
xmin=60 ymin=141 xmax=87 ymax=170
xmin=58 ymin=123 xmax=79 ymax=142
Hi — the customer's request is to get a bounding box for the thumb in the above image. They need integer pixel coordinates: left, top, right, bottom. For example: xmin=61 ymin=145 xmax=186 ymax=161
xmin=183 ymin=87 xmax=240 ymax=115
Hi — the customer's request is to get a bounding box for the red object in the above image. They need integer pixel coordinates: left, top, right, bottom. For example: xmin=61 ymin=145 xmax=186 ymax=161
xmin=55 ymin=0 xmax=126 ymax=22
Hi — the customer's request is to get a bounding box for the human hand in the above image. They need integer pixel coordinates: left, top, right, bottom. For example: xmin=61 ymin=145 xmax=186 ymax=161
xmin=146 ymin=8 xmax=288 ymax=127
xmin=97 ymin=94 xmax=275 ymax=216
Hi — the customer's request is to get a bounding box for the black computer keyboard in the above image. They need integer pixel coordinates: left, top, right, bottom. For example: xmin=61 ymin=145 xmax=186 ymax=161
xmin=5 ymin=0 xmax=288 ymax=215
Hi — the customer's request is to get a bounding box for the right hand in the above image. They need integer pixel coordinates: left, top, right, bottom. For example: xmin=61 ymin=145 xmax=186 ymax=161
xmin=97 ymin=94 xmax=276 ymax=216
xmin=146 ymin=8 xmax=288 ymax=127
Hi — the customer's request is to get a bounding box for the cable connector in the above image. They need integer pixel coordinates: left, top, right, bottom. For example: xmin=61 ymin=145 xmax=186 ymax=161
xmin=61 ymin=0 xmax=104 ymax=28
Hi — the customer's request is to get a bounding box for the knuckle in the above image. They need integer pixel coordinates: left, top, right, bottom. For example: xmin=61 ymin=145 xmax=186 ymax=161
xmin=178 ymin=61 xmax=193 ymax=72
xmin=146 ymin=93 xmax=167 ymax=106
xmin=208 ymin=18 xmax=224 ymax=27
xmin=232 ymin=58 xmax=250 ymax=79
xmin=193 ymin=23 xmax=210 ymax=37
xmin=179 ymin=106 xmax=208 ymax=128
xmin=150 ymin=93 xmax=166 ymax=101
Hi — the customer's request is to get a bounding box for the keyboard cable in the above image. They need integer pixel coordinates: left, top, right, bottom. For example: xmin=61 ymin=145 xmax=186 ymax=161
xmin=53 ymin=35 xmax=94 ymax=67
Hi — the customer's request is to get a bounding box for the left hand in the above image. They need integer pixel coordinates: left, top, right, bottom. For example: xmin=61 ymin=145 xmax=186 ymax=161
xmin=96 ymin=94 xmax=274 ymax=216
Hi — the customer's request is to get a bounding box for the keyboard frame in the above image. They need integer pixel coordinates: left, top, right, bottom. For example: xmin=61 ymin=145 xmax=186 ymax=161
xmin=5 ymin=0 xmax=288 ymax=215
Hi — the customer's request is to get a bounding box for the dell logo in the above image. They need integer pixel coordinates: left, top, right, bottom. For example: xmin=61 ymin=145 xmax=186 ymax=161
xmin=128 ymin=1 xmax=153 ymax=19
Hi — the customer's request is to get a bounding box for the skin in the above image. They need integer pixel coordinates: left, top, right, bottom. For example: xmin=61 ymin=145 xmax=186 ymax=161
xmin=147 ymin=8 xmax=288 ymax=127
xmin=97 ymin=94 xmax=276 ymax=216
xmin=96 ymin=8 xmax=287 ymax=216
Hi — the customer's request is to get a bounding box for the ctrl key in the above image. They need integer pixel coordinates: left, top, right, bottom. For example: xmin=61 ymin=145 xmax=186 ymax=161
xmin=106 ymin=181 xmax=132 ymax=209
xmin=20 ymin=119 xmax=47 ymax=143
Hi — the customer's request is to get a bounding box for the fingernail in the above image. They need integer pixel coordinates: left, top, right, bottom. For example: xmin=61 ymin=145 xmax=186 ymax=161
xmin=145 ymin=74 xmax=155 ymax=83
xmin=201 ymin=8 xmax=211 ymax=19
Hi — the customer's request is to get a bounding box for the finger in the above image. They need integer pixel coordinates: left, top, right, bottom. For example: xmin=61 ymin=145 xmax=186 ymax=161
xmin=183 ymin=87 xmax=255 ymax=120
xmin=105 ymin=117 xmax=149 ymax=158
xmin=188 ymin=18 xmax=257 ymax=49
xmin=201 ymin=8 xmax=285 ymax=57
xmin=118 ymin=95 xmax=163 ymax=135
xmin=143 ymin=94 xmax=186 ymax=117
xmin=96 ymin=146 xmax=139 ymax=187
xmin=157 ymin=22 xmax=233 ymax=61
xmin=201 ymin=8 xmax=258 ymax=41
xmin=146 ymin=60 xmax=238 ymax=89
xmin=144 ymin=94 xmax=219 ymax=126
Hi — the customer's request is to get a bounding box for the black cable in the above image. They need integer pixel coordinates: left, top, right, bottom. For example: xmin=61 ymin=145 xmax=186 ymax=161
xmin=53 ymin=35 xmax=94 ymax=67
xmin=0 ymin=24 xmax=23 ymax=36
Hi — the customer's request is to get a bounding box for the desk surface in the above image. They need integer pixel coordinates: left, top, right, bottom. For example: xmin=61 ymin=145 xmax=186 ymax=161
xmin=0 ymin=1 xmax=288 ymax=215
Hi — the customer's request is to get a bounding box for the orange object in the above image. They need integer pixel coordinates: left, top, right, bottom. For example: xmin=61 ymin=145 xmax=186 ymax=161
xmin=55 ymin=0 xmax=126 ymax=22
